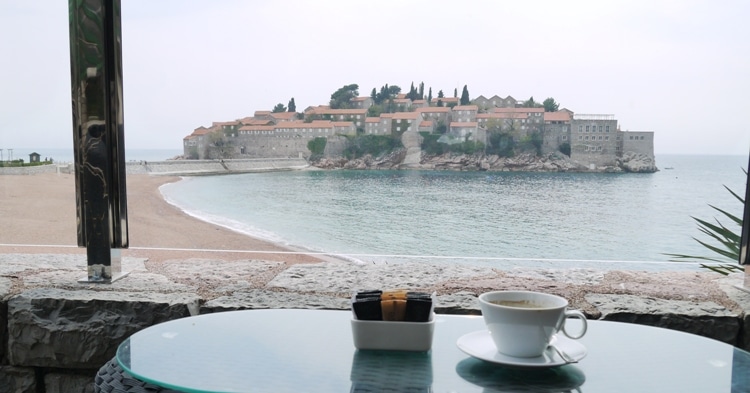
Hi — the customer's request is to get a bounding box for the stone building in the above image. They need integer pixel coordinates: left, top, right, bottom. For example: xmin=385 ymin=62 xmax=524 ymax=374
xmin=569 ymin=114 xmax=620 ymax=168
xmin=542 ymin=111 xmax=571 ymax=154
xmin=182 ymin=92 xmax=655 ymax=168
xmin=621 ymin=131 xmax=655 ymax=157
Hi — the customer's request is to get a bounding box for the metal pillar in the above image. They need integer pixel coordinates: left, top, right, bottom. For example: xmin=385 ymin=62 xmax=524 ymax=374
xmin=69 ymin=0 xmax=129 ymax=283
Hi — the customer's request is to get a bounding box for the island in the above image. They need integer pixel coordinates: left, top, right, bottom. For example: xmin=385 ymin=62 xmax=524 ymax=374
xmin=181 ymin=83 xmax=657 ymax=173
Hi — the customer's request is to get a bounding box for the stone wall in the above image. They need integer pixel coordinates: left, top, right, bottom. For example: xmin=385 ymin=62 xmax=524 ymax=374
xmin=124 ymin=158 xmax=309 ymax=176
xmin=224 ymin=135 xmax=311 ymax=159
xmin=0 ymin=159 xmax=309 ymax=178
xmin=0 ymin=164 xmax=67 ymax=176
xmin=0 ymin=253 xmax=748 ymax=392
xmin=622 ymin=131 xmax=656 ymax=157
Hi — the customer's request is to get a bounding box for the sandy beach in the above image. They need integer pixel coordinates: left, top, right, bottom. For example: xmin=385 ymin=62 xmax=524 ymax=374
xmin=0 ymin=172 xmax=323 ymax=264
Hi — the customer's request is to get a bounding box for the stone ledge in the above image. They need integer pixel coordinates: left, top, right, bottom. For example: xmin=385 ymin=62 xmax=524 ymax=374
xmin=0 ymin=253 xmax=747 ymax=392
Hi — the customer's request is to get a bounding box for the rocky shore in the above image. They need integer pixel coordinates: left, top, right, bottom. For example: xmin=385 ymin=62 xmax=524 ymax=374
xmin=313 ymin=151 xmax=659 ymax=173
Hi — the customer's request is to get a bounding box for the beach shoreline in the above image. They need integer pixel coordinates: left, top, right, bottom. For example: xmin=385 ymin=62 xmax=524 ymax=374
xmin=0 ymin=172 xmax=327 ymax=265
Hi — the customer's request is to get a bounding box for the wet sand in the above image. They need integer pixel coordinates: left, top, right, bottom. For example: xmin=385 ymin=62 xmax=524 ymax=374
xmin=0 ymin=172 xmax=323 ymax=264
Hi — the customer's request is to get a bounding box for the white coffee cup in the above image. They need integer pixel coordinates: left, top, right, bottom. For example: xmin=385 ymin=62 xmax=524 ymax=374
xmin=478 ymin=290 xmax=587 ymax=358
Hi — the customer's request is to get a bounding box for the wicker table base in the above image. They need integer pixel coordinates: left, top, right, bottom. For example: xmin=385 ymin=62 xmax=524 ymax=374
xmin=95 ymin=357 xmax=182 ymax=393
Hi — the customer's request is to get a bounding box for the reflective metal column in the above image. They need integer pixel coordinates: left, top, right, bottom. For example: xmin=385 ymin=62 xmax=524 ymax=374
xmin=69 ymin=0 xmax=129 ymax=282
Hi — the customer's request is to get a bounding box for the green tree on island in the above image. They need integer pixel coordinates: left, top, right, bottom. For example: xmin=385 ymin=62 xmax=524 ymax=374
xmin=330 ymin=84 xmax=359 ymax=109
xmin=272 ymin=103 xmax=286 ymax=113
xmin=543 ymin=97 xmax=559 ymax=112
xmin=288 ymin=97 xmax=296 ymax=112
xmin=460 ymin=85 xmax=470 ymax=105
xmin=372 ymin=84 xmax=401 ymax=105
xmin=406 ymin=82 xmax=418 ymax=100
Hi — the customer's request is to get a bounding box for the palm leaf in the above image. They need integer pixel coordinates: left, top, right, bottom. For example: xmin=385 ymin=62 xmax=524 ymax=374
xmin=691 ymin=217 xmax=740 ymax=250
xmin=664 ymin=169 xmax=746 ymax=270
xmin=698 ymin=264 xmax=745 ymax=275
xmin=708 ymin=204 xmax=743 ymax=226
xmin=724 ymin=185 xmax=745 ymax=205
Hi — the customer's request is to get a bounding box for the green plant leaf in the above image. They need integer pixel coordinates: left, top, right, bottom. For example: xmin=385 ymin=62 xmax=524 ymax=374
xmin=708 ymin=204 xmax=743 ymax=226
xmin=663 ymin=168 xmax=746 ymax=271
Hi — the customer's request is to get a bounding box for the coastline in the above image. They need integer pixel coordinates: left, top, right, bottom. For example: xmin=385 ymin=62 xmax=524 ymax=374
xmin=0 ymin=172 xmax=327 ymax=265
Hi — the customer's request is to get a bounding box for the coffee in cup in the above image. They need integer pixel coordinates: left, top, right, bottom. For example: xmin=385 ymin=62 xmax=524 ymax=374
xmin=478 ymin=290 xmax=587 ymax=358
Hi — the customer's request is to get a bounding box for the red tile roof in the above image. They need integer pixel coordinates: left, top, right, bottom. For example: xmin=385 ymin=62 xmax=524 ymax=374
xmin=493 ymin=107 xmax=544 ymax=113
xmin=544 ymin=111 xmax=571 ymax=122
xmin=240 ymin=119 xmax=274 ymax=126
xmin=477 ymin=112 xmax=528 ymax=120
xmin=310 ymin=108 xmax=367 ymax=116
xmin=416 ymin=107 xmax=451 ymax=113
xmin=450 ymin=122 xmax=478 ymax=127
xmin=270 ymin=112 xmax=298 ymax=120
xmin=430 ymin=97 xmax=459 ymax=104
xmin=239 ymin=125 xmax=275 ymax=131
xmin=384 ymin=112 xmax=420 ymax=120
xmin=453 ymin=105 xmax=478 ymax=111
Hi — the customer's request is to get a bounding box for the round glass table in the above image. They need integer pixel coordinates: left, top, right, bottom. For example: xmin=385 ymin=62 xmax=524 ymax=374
xmin=116 ymin=309 xmax=750 ymax=392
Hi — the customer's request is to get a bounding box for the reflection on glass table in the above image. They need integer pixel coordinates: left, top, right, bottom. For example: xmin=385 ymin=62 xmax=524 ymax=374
xmin=116 ymin=309 xmax=749 ymax=393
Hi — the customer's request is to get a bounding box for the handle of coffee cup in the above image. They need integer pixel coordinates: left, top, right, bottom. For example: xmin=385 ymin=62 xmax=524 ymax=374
xmin=561 ymin=309 xmax=587 ymax=339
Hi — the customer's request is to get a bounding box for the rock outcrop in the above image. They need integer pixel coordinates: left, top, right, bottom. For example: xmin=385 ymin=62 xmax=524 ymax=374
xmin=312 ymin=151 xmax=658 ymax=173
xmin=619 ymin=151 xmax=659 ymax=173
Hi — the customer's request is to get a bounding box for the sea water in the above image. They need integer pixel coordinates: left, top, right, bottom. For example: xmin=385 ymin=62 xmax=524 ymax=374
xmin=160 ymin=154 xmax=747 ymax=271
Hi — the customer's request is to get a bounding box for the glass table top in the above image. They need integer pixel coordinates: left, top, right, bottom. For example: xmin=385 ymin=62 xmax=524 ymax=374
xmin=117 ymin=309 xmax=750 ymax=393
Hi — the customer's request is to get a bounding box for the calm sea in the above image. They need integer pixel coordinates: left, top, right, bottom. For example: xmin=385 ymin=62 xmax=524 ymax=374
xmin=160 ymin=154 xmax=748 ymax=271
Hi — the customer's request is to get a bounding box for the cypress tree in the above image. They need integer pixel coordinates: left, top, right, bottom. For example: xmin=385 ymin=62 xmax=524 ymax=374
xmin=460 ymin=85 xmax=470 ymax=105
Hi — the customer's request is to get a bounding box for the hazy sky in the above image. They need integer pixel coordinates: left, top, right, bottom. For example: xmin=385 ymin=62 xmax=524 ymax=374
xmin=1 ymin=0 xmax=748 ymax=155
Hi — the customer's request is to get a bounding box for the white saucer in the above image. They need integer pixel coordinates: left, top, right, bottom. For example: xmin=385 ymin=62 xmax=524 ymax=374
xmin=456 ymin=330 xmax=587 ymax=368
